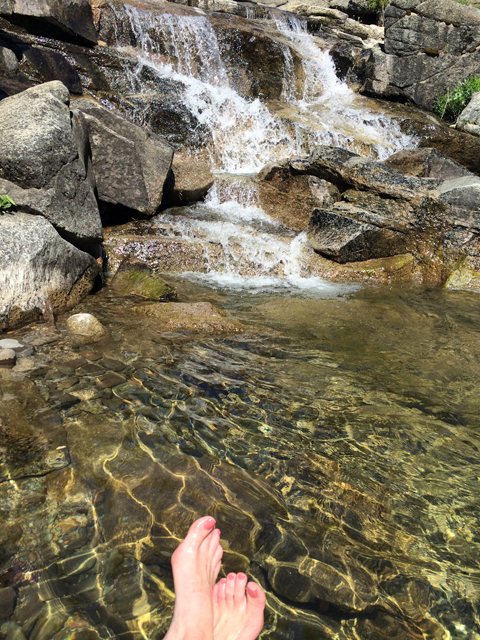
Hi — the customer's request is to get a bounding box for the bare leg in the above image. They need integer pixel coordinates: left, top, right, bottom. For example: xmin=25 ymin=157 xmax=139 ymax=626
xmin=213 ymin=572 xmax=266 ymax=640
xmin=164 ymin=516 xmax=223 ymax=640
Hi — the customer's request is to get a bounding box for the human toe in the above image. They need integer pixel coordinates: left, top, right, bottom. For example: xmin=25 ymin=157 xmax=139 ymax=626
xmin=226 ymin=573 xmax=237 ymax=604
xmin=246 ymin=581 xmax=266 ymax=609
xmin=234 ymin=572 xmax=247 ymax=603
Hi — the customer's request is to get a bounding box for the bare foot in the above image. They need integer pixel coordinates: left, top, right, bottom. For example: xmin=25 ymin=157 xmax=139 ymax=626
xmin=164 ymin=516 xmax=223 ymax=640
xmin=213 ymin=573 xmax=266 ymax=640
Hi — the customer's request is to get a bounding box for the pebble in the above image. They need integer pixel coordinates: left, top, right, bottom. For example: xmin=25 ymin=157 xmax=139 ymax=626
xmin=0 ymin=349 xmax=16 ymax=366
xmin=66 ymin=313 xmax=107 ymax=342
xmin=0 ymin=338 xmax=24 ymax=352
xmin=96 ymin=372 xmax=126 ymax=389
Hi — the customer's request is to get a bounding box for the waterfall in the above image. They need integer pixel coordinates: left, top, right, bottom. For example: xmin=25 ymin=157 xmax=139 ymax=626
xmin=107 ymin=2 xmax=413 ymax=291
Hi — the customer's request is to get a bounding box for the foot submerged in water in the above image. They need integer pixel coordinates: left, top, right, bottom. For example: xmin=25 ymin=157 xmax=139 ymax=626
xmin=213 ymin=572 xmax=266 ymax=640
xmin=165 ymin=515 xmax=224 ymax=640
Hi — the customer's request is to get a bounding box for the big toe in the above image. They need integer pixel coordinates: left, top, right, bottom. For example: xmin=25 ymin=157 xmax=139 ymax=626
xmin=186 ymin=515 xmax=216 ymax=547
xmin=246 ymin=581 xmax=266 ymax=612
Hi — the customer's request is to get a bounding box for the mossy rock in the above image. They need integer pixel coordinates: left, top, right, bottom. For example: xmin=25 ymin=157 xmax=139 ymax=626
xmin=110 ymin=260 xmax=177 ymax=301
xmin=445 ymin=257 xmax=480 ymax=290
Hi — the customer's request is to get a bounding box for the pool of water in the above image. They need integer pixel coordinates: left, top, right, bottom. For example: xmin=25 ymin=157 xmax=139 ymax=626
xmin=1 ymin=282 xmax=480 ymax=640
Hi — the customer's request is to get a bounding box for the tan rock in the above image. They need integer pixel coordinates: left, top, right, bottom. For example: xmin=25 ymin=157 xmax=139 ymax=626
xmin=134 ymin=302 xmax=246 ymax=334
xmin=163 ymin=158 xmax=214 ymax=206
xmin=66 ymin=313 xmax=107 ymax=343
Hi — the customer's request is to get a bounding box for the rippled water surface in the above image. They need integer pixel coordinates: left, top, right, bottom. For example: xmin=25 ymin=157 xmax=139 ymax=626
xmin=2 ymin=283 xmax=480 ymax=640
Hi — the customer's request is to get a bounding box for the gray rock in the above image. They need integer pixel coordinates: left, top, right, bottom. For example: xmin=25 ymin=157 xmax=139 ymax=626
xmin=74 ymin=99 xmax=174 ymax=217
xmin=457 ymin=91 xmax=480 ymax=131
xmin=0 ymin=81 xmax=102 ymax=250
xmin=307 ymin=208 xmax=407 ymax=262
xmin=434 ymin=176 xmax=480 ymax=231
xmin=0 ymin=348 xmax=16 ymax=366
xmin=0 ymin=0 xmax=97 ymax=45
xmin=358 ymin=0 xmax=480 ymax=111
xmin=0 ymin=45 xmax=17 ymax=73
xmin=0 ymin=213 xmax=99 ymax=331
xmin=384 ymin=148 xmax=475 ymax=180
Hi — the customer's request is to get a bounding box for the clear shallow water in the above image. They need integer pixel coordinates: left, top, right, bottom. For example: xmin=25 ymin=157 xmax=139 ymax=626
xmin=2 ymin=284 xmax=480 ymax=640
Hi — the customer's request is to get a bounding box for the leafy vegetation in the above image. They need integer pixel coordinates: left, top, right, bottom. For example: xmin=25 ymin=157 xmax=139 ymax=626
xmin=433 ymin=75 xmax=480 ymax=122
xmin=0 ymin=194 xmax=16 ymax=211
xmin=366 ymin=0 xmax=390 ymax=9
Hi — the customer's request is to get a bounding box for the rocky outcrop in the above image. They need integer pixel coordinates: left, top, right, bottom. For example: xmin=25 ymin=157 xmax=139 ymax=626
xmin=0 ymin=213 xmax=100 ymax=331
xmin=74 ymin=98 xmax=174 ymax=218
xmin=0 ymin=81 xmax=102 ymax=250
xmin=257 ymin=145 xmax=480 ymax=281
xmin=0 ymin=0 xmax=97 ymax=45
xmin=384 ymin=148 xmax=475 ymax=180
xmin=354 ymin=0 xmax=480 ymax=111
xmin=163 ymin=158 xmax=214 ymax=207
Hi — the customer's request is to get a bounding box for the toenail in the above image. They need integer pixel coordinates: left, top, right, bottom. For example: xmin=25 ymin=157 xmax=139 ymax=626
xmin=238 ymin=573 xmax=246 ymax=580
xmin=248 ymin=583 xmax=259 ymax=598
xmin=203 ymin=517 xmax=215 ymax=529
xmin=228 ymin=573 xmax=236 ymax=580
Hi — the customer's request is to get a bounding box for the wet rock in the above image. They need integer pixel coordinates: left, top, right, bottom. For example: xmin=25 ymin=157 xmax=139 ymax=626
xmin=163 ymin=158 xmax=214 ymax=207
xmin=74 ymin=98 xmax=174 ymax=217
xmin=457 ymin=91 xmax=480 ymax=135
xmin=66 ymin=313 xmax=108 ymax=343
xmin=0 ymin=348 xmax=17 ymax=366
xmin=434 ymin=176 xmax=480 ymax=231
xmin=0 ymin=81 xmax=102 ymax=251
xmin=0 ymin=586 xmax=17 ymax=618
xmin=384 ymin=148 xmax=475 ymax=180
xmin=445 ymin=256 xmax=480 ymax=290
xmin=307 ymin=208 xmax=407 ymax=262
xmin=110 ymin=258 xmax=177 ymax=301
xmin=0 ymin=621 xmax=26 ymax=640
xmin=134 ymin=302 xmax=246 ymax=333
xmin=99 ymin=358 xmax=125 ymax=372
xmin=0 ymin=0 xmax=97 ymax=45
xmin=96 ymin=372 xmax=126 ymax=389
xmin=0 ymin=213 xmax=99 ymax=331
xmin=19 ymin=47 xmax=83 ymax=95
xmin=77 ymin=363 xmax=105 ymax=376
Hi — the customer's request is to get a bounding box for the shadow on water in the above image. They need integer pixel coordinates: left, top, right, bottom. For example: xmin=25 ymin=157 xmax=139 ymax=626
xmin=1 ymin=283 xmax=480 ymax=640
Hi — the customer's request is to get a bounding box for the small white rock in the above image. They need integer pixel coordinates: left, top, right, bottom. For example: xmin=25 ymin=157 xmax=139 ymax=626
xmin=66 ymin=313 xmax=107 ymax=343
xmin=0 ymin=338 xmax=24 ymax=352
xmin=0 ymin=349 xmax=16 ymax=366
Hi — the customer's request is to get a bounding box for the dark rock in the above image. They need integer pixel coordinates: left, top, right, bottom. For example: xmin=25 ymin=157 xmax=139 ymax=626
xmin=0 ymin=0 xmax=97 ymax=46
xmin=63 ymin=356 xmax=87 ymax=369
xmin=384 ymin=148 xmax=475 ymax=180
xmin=434 ymin=177 xmax=480 ymax=231
xmin=74 ymin=98 xmax=174 ymax=217
xmin=329 ymin=41 xmax=361 ymax=81
xmin=77 ymin=363 xmax=105 ymax=376
xmin=99 ymin=358 xmax=126 ymax=372
xmin=0 ymin=213 xmax=99 ymax=331
xmin=307 ymin=207 xmax=407 ymax=262
xmin=0 ymin=81 xmax=102 ymax=250
xmin=0 ymin=586 xmax=17 ymax=619
xmin=52 ymin=392 xmax=81 ymax=410
xmin=19 ymin=47 xmax=83 ymax=94
xmin=95 ymin=372 xmax=126 ymax=389
xmin=110 ymin=258 xmax=178 ymax=300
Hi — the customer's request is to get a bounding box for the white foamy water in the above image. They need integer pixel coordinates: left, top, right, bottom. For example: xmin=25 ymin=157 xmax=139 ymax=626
xmin=110 ymin=3 xmax=413 ymax=292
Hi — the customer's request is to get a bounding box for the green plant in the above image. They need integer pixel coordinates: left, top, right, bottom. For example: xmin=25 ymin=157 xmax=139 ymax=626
xmin=366 ymin=0 xmax=390 ymax=25
xmin=0 ymin=194 xmax=16 ymax=211
xmin=433 ymin=75 xmax=480 ymax=122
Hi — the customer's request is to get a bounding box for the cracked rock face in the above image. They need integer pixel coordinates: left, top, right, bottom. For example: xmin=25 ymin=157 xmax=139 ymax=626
xmin=356 ymin=0 xmax=480 ymax=111
xmin=0 ymin=213 xmax=100 ymax=331
xmin=0 ymin=81 xmax=103 ymax=251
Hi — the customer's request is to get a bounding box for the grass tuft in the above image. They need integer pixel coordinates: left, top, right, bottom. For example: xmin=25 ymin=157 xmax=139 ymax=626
xmin=433 ymin=75 xmax=480 ymax=122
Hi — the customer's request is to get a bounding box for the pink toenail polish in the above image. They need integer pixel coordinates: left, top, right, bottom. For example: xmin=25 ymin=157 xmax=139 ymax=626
xmin=248 ymin=584 xmax=259 ymax=598
xmin=204 ymin=517 xmax=215 ymax=529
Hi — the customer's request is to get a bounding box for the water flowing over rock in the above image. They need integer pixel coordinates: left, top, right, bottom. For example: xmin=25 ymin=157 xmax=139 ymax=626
xmin=0 ymin=81 xmax=102 ymax=250
xmin=0 ymin=213 xmax=99 ymax=331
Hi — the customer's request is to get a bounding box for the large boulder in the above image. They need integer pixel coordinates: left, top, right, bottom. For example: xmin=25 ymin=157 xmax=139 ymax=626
xmin=457 ymin=91 xmax=480 ymax=137
xmin=384 ymin=148 xmax=475 ymax=180
xmin=0 ymin=0 xmax=97 ymax=45
xmin=355 ymin=0 xmax=480 ymax=111
xmin=0 ymin=213 xmax=100 ymax=331
xmin=0 ymin=81 xmax=102 ymax=250
xmin=74 ymin=99 xmax=174 ymax=217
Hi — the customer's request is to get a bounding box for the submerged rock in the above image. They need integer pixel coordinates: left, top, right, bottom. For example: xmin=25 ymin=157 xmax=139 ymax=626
xmin=110 ymin=258 xmax=178 ymax=301
xmin=134 ymin=302 xmax=246 ymax=333
xmin=66 ymin=313 xmax=108 ymax=343
xmin=0 ymin=213 xmax=99 ymax=331
xmin=74 ymin=99 xmax=174 ymax=218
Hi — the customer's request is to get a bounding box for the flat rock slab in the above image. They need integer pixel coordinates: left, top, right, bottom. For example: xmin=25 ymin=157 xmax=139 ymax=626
xmin=134 ymin=302 xmax=247 ymax=334
xmin=0 ymin=339 xmax=24 ymax=352
xmin=96 ymin=372 xmax=126 ymax=389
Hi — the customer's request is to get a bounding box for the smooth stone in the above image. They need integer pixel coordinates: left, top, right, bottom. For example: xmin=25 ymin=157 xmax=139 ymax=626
xmin=29 ymin=335 xmax=59 ymax=347
xmin=12 ymin=358 xmax=36 ymax=373
xmin=96 ymin=372 xmax=126 ymax=389
xmin=78 ymin=351 xmax=102 ymax=361
xmin=57 ymin=378 xmax=79 ymax=390
xmin=0 ymin=338 xmax=24 ymax=352
xmin=0 ymin=586 xmax=17 ymax=619
xmin=63 ymin=357 xmax=88 ymax=369
xmin=66 ymin=314 xmax=107 ymax=343
xmin=134 ymin=302 xmax=247 ymax=334
xmin=99 ymin=357 xmax=126 ymax=372
xmin=76 ymin=363 xmax=104 ymax=376
xmin=110 ymin=258 xmax=177 ymax=301
xmin=0 ymin=348 xmax=16 ymax=366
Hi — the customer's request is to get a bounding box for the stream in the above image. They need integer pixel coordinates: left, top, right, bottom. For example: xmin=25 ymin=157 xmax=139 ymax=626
xmin=1 ymin=3 xmax=480 ymax=640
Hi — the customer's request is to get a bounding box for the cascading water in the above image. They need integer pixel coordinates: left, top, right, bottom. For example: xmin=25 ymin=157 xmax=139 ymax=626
xmin=109 ymin=2 xmax=414 ymax=292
